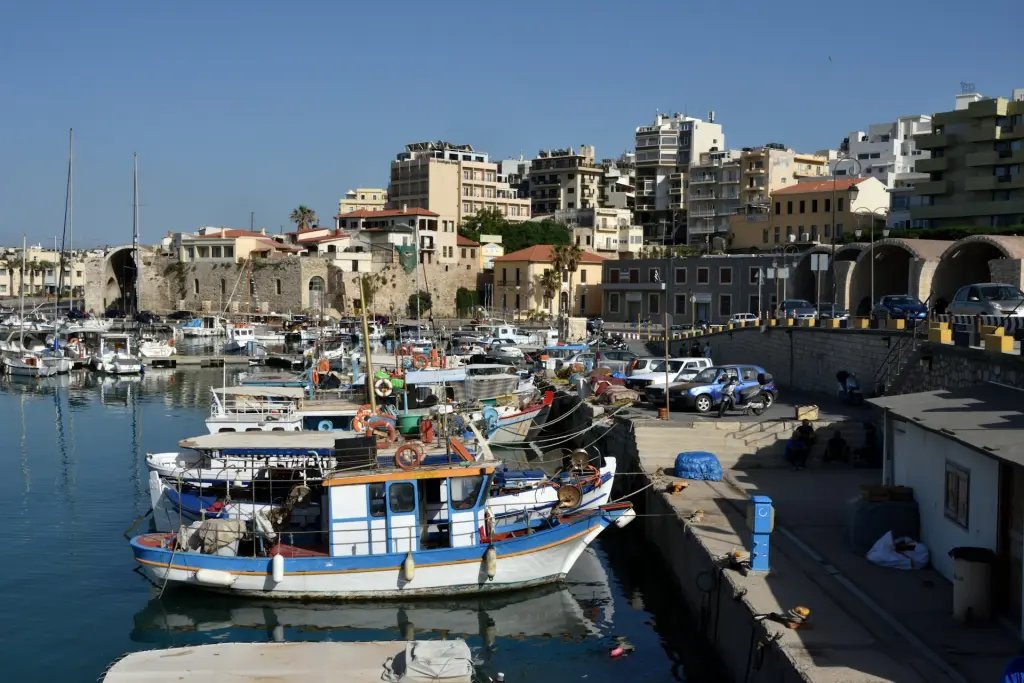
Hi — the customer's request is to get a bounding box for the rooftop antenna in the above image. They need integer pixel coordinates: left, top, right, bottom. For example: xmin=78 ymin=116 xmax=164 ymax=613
xmin=960 ymin=81 xmax=976 ymax=94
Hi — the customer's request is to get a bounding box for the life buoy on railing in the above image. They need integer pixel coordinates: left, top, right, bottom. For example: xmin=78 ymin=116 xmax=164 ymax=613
xmin=374 ymin=377 xmax=393 ymax=397
xmin=394 ymin=443 xmax=424 ymax=471
xmin=69 ymin=337 xmax=80 ymax=345
xmin=366 ymin=419 xmax=396 ymax=449
xmin=168 ymin=338 xmax=176 ymax=347
xmin=317 ymin=358 xmax=330 ymax=374
xmin=412 ymin=354 xmax=429 ymax=370
xmin=312 ymin=370 xmax=320 ymax=386
xmin=317 ymin=420 xmax=334 ymax=432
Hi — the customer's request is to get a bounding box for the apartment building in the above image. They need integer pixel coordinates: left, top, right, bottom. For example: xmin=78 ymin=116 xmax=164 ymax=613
xmin=561 ymin=207 xmax=643 ymax=258
xmin=529 ymin=146 xmax=604 ymax=216
xmin=387 ymin=142 xmax=530 ymax=262
xmin=687 ymin=149 xmax=743 ymax=242
xmin=338 ymin=188 xmax=388 ymax=214
xmin=738 ymin=145 xmax=834 ymax=211
xmin=174 ymin=228 xmax=304 ymax=264
xmin=840 ymin=116 xmax=932 ymax=187
xmin=730 ymin=177 xmax=889 ymax=250
xmin=335 ymin=208 xmax=448 ymax=264
xmin=635 ymin=112 xmax=725 ymax=245
xmin=0 ymin=245 xmax=88 ymax=298
xmin=492 ymin=245 xmax=605 ymax=317
xmin=599 ymin=153 xmax=635 ymax=210
xmin=911 ymin=89 xmax=1024 ymax=229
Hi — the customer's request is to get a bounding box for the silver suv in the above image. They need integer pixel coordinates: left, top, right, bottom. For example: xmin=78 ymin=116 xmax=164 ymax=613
xmin=948 ymin=283 xmax=1024 ymax=317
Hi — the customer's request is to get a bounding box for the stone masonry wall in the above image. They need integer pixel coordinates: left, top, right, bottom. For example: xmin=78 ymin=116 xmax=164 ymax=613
xmin=893 ymin=342 xmax=1024 ymax=393
xmin=339 ymin=260 xmax=478 ymax=318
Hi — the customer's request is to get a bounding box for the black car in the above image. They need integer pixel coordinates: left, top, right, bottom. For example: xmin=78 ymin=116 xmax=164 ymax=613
xmin=134 ymin=311 xmax=162 ymax=324
xmin=66 ymin=308 xmax=90 ymax=320
xmin=167 ymin=310 xmax=193 ymax=320
xmin=104 ymin=307 xmax=126 ymax=319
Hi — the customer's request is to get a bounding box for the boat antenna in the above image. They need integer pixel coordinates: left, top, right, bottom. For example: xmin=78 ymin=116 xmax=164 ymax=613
xmin=132 ymin=153 xmax=141 ymax=316
xmin=359 ymin=277 xmax=377 ymax=415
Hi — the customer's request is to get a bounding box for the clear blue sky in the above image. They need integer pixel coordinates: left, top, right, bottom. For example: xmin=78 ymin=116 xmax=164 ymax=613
xmin=1 ymin=0 xmax=1021 ymax=247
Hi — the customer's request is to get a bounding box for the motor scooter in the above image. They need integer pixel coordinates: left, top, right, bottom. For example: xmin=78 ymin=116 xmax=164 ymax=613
xmin=836 ymin=370 xmax=864 ymax=405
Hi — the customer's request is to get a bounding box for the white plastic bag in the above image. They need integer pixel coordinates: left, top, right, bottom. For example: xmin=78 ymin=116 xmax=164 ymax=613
xmin=866 ymin=530 xmax=930 ymax=570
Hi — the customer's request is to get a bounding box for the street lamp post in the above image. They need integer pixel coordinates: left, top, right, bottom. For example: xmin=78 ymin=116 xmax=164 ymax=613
xmin=771 ymin=241 xmax=800 ymax=302
xmin=854 ymin=207 xmax=890 ymax=315
xmin=829 ymin=158 xmax=863 ymax=318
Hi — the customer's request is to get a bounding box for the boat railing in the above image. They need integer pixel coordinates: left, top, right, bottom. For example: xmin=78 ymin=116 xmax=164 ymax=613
xmin=209 ymin=397 xmax=298 ymax=420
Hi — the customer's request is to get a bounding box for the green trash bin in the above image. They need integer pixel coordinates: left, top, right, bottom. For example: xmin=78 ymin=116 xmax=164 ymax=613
xmin=397 ymin=414 xmax=422 ymax=436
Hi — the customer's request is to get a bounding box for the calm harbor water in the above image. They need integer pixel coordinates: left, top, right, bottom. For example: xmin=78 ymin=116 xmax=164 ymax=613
xmin=0 ymin=369 xmax=724 ymax=682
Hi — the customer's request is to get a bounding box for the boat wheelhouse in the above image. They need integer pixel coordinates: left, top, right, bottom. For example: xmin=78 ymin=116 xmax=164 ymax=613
xmin=92 ymin=333 xmax=143 ymax=374
xmin=131 ymin=459 xmax=633 ymax=598
xmin=206 ymin=386 xmax=364 ymax=433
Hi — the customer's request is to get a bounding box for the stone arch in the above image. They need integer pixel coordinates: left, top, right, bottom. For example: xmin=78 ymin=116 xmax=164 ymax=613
xmin=308 ymin=275 xmax=326 ymax=312
xmin=104 ymin=277 xmax=119 ymax=309
xmin=103 ymin=246 xmax=139 ymax=313
xmin=791 ymin=246 xmax=841 ymax=305
xmin=931 ymin=235 xmax=1024 ymax=313
xmin=848 ymin=238 xmax=950 ymax=316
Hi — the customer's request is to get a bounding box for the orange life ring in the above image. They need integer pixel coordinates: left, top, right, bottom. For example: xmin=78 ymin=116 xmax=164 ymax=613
xmin=394 ymin=443 xmax=424 ymax=470
xmin=168 ymin=338 xmax=176 ymax=347
xmin=412 ymin=354 xmax=429 ymax=370
xmin=367 ymin=420 xmax=396 ymax=449
xmin=312 ymin=370 xmax=320 ymax=386
xmin=355 ymin=404 xmax=373 ymax=422
xmin=69 ymin=337 xmax=80 ymax=345
xmin=317 ymin=358 xmax=330 ymax=373
xmin=397 ymin=346 xmax=411 ymax=356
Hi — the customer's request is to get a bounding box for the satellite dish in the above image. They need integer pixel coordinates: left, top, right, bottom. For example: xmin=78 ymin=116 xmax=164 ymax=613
xmin=557 ymin=485 xmax=583 ymax=509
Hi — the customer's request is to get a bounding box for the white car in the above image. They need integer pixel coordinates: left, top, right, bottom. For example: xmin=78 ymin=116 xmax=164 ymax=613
xmin=489 ymin=344 xmax=524 ymax=359
xmin=728 ymin=313 xmax=759 ymax=325
xmin=624 ymin=358 xmax=712 ymax=397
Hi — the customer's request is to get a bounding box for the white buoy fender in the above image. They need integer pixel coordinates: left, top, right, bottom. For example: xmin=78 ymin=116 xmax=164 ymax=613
xmin=402 ymin=552 xmax=415 ymax=582
xmin=614 ymin=507 xmax=637 ymax=529
xmin=484 ymin=545 xmax=497 ymax=580
xmin=194 ymin=569 xmax=235 ymax=587
xmin=270 ymin=553 xmax=285 ymax=583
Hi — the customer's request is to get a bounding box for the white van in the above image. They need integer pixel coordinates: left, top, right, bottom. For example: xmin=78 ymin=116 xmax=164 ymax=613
xmin=728 ymin=313 xmax=759 ymax=325
xmin=624 ymin=357 xmax=713 ymax=397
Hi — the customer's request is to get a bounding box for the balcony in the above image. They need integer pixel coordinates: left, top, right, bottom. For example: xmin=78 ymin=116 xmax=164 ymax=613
xmin=669 ymin=201 xmax=684 ymax=210
xmin=670 ymin=185 xmax=682 ymax=195
xmin=915 ymin=157 xmax=948 ymax=173
xmin=965 ymin=174 xmax=1024 ymax=192
xmin=688 ymin=223 xmax=715 ymax=235
xmin=967 ymin=126 xmax=1003 ymax=143
xmin=968 ymin=149 xmax=1024 ymax=167
xmin=690 ymin=175 xmax=717 ymax=184
xmin=911 ymin=199 xmax=1024 ymax=221
xmin=914 ymin=180 xmax=949 ymax=195
xmin=915 ymin=132 xmax=950 ymax=150
xmin=688 ymin=208 xmax=717 ymax=218
xmin=495 ymin=280 xmax=523 ymax=287
xmin=720 ymin=175 xmax=740 ymax=183
xmin=636 ymin=187 xmax=656 ymax=196
xmin=746 ymin=167 xmax=766 ymax=175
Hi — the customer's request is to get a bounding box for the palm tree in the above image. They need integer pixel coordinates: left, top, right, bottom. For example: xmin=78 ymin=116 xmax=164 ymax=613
xmin=552 ymin=243 xmax=584 ymax=337
xmin=537 ymin=269 xmax=560 ymax=314
xmin=289 ymin=205 xmax=318 ymax=232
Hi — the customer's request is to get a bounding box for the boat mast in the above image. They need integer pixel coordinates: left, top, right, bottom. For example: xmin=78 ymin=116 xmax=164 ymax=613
xmin=68 ymin=128 xmax=74 ymax=312
xmin=359 ymin=277 xmax=377 ymax=414
xmin=19 ymin=234 xmax=26 ymax=349
xmin=132 ymin=153 xmax=141 ymax=316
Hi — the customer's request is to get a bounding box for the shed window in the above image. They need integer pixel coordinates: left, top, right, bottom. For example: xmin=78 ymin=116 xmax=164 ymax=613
xmin=944 ymin=461 xmax=969 ymax=528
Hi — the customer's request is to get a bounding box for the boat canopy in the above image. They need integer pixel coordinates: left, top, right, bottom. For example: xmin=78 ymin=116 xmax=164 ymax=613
xmin=404 ymin=368 xmax=467 ymax=384
xmin=180 ymin=432 xmax=339 ymax=451
xmin=322 ymin=462 xmax=496 ymax=487
xmin=211 ymin=385 xmax=305 ymax=399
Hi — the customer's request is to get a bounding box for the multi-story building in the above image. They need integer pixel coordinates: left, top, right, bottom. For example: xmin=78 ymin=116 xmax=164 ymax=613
xmin=600 ymin=254 xmax=780 ymax=326
xmin=492 ymin=245 xmax=605 ymax=318
xmin=738 ymin=145 xmax=834 ymax=212
xmin=887 ymin=174 xmax=931 ymax=229
xmin=557 ymin=207 xmax=643 ymax=259
xmin=174 ymin=228 xmax=304 ymax=264
xmin=0 ymin=245 xmax=88 ymax=298
xmin=910 ymin=89 xmax=1024 ymax=229
xmin=839 ymin=116 xmax=932 ymax=187
xmin=635 ymin=112 xmax=725 ymax=244
xmin=599 ymin=153 xmax=635 ymax=210
xmin=335 ymin=208 xmax=447 ymax=264
xmin=730 ymin=177 xmax=889 ymax=250
xmin=687 ymin=150 xmax=743 ymax=242
xmin=386 ymin=142 xmax=531 ymax=262
xmin=338 ymin=188 xmax=388 ymax=214
xmin=529 ymin=146 xmax=604 ymax=216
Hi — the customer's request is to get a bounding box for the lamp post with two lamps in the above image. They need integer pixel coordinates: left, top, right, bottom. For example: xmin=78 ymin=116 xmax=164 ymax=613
xmin=854 ymin=207 xmax=890 ymax=316
xmin=829 ymin=158 xmax=863 ymax=318
xmin=771 ymin=238 xmax=801 ymax=304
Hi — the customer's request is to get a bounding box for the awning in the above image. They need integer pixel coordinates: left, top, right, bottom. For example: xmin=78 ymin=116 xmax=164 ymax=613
xmin=179 ymin=432 xmax=340 ymax=451
xmin=212 ymin=385 xmax=306 ymax=399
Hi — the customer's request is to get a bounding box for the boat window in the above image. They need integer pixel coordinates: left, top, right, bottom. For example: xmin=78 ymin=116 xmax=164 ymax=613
xmin=389 ymin=483 xmax=416 ymax=514
xmin=369 ymin=483 xmax=386 ymax=517
xmin=218 ymin=428 xmax=236 ymax=433
xmin=245 ymin=428 xmax=262 ymax=432
xmin=450 ymin=476 xmax=484 ymax=510
xmin=423 ymin=478 xmax=443 ymax=505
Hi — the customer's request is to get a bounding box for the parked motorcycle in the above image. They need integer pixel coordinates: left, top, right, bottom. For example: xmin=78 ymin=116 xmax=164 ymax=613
xmin=836 ymin=370 xmax=864 ymax=405
xmin=717 ymin=374 xmax=770 ymax=418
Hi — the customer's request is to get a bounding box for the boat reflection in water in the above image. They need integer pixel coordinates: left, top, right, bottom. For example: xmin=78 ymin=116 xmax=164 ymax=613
xmin=131 ymin=546 xmax=614 ymax=646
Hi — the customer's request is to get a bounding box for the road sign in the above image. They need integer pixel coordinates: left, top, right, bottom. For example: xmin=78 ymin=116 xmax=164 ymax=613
xmin=810 ymin=254 xmax=829 ymax=272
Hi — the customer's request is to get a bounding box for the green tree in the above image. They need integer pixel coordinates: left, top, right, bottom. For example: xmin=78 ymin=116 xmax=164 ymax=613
xmin=537 ymin=268 xmax=560 ymax=313
xmin=455 ymin=287 xmax=478 ymax=317
xmin=289 ymin=205 xmax=318 ymax=231
xmin=407 ymin=290 xmax=432 ymax=319
xmin=459 ymin=208 xmax=570 ymax=253
xmin=552 ymin=243 xmax=584 ymax=322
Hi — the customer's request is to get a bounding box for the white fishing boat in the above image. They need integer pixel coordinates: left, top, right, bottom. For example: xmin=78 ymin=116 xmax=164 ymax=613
xmin=180 ymin=315 xmax=227 ymax=338
xmin=205 ymin=385 xmax=362 ymax=433
xmin=137 ymin=336 xmax=176 ymax=359
xmin=92 ymin=333 xmax=143 ymax=374
xmin=39 ymin=346 xmax=74 ymax=374
xmin=3 ymin=353 xmax=58 ymax=377
xmin=223 ymin=324 xmax=260 ymax=354
xmin=130 ymin=458 xmax=634 ymax=599
xmin=99 ymin=641 xmax=479 ymax=683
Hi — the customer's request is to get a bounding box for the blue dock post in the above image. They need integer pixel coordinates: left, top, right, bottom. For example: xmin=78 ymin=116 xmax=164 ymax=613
xmin=747 ymin=495 xmax=774 ymax=572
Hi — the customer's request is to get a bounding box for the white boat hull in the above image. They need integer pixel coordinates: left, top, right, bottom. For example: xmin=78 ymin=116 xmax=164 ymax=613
xmin=139 ymin=343 xmax=176 ymax=359
xmin=93 ymin=354 xmax=144 ymax=374
xmin=3 ymin=356 xmax=58 ymax=377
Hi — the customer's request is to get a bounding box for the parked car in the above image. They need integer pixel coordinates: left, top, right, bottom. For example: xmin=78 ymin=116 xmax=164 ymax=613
xmin=66 ymin=308 xmax=90 ymax=320
xmin=816 ymin=303 xmax=849 ymax=321
xmin=779 ymin=300 xmax=817 ymax=320
xmin=655 ymin=364 xmax=776 ymax=413
xmin=947 ymin=283 xmax=1024 ymax=317
xmin=103 ymin=307 xmax=126 ymax=319
xmin=625 ymin=357 xmax=713 ymax=397
xmin=872 ymin=295 xmax=927 ymax=320
xmin=586 ymin=316 xmax=604 ymax=333
xmin=134 ymin=310 xmax=162 ymax=324
xmin=728 ymin=313 xmax=759 ymax=325
xmin=489 ymin=343 xmax=524 ymax=359
xmin=167 ymin=310 xmax=193 ymax=321
xmin=595 ymin=349 xmax=639 ymax=374
xmin=626 ymin=357 xmax=661 ymax=376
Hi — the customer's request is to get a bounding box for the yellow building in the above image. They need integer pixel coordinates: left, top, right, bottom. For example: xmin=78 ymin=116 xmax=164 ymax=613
xmin=911 ymin=90 xmax=1024 ymax=228
xmin=491 ymin=245 xmax=605 ymax=318
xmin=387 ymin=142 xmax=532 ymax=265
xmin=738 ymin=146 xmax=835 ymax=210
xmin=0 ymin=246 xmax=87 ymax=298
xmin=479 ymin=240 xmax=505 ymax=271
xmin=338 ymin=188 xmax=388 ymax=214
xmin=176 ymin=228 xmax=304 ymax=263
xmin=729 ymin=177 xmax=890 ymax=250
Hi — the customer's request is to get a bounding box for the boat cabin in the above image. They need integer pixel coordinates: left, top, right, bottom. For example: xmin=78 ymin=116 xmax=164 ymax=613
xmin=322 ymin=463 xmax=494 ymax=555
xmin=208 ymin=385 xmax=362 ymax=432
xmin=100 ymin=333 xmax=134 ymax=355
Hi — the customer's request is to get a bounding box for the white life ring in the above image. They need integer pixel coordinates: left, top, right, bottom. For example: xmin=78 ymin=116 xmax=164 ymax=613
xmin=374 ymin=377 xmax=393 ymax=397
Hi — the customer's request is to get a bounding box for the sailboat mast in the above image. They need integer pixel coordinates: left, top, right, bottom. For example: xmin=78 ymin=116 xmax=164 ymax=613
xmin=19 ymin=234 xmax=26 ymax=348
xmin=132 ymin=153 xmax=141 ymax=315
xmin=68 ymin=128 xmax=74 ymax=311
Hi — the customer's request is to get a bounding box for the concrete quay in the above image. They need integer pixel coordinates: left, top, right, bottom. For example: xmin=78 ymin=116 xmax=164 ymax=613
xmin=542 ymin=394 xmax=1022 ymax=683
